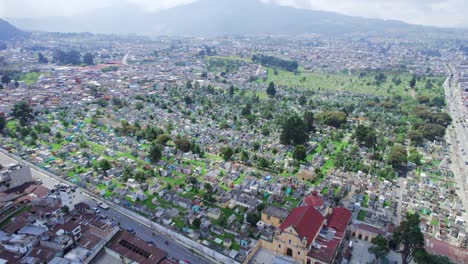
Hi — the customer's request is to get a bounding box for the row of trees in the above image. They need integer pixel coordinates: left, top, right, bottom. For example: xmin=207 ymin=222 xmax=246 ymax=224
xmin=53 ymin=50 xmax=94 ymax=65
xmin=252 ymin=54 xmax=299 ymax=72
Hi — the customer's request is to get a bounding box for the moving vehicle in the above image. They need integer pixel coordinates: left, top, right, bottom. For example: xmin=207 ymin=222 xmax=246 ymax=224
xmin=98 ymin=201 xmax=110 ymax=210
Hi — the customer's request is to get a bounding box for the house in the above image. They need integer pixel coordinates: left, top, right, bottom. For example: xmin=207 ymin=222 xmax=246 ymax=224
xmin=261 ymin=206 xmax=289 ymax=228
xmin=104 ymin=231 xmax=167 ymax=264
xmin=207 ymin=208 xmax=221 ymax=220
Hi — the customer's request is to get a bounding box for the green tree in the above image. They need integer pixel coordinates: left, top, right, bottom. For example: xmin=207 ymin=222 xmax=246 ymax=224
xmin=38 ymin=52 xmax=48 ymax=64
xmin=388 ymin=145 xmax=407 ymax=169
xmin=409 ymin=75 xmax=417 ymax=88
xmin=418 ymin=123 xmax=445 ymax=141
xmin=192 ymin=218 xmax=201 ymax=229
xmin=148 ymin=143 xmax=162 ymax=163
xmin=174 ymin=136 xmax=192 ymax=152
xmin=266 ymin=81 xmax=276 ymax=97
xmin=292 ymin=145 xmax=307 ymax=161
xmin=316 ymin=111 xmax=347 ymax=128
xmin=83 ymin=52 xmax=94 ymax=65
xmin=156 ymin=134 xmax=171 ymax=145
xmin=354 ymin=125 xmax=377 ymax=148
xmin=408 ymin=130 xmax=424 ymax=146
xmin=414 ymin=249 xmax=453 ymax=264
xmin=280 ymin=115 xmax=308 ymax=145
xmin=229 ymin=85 xmax=235 ymax=96
xmin=204 ymin=183 xmax=212 ymax=193
xmin=368 ymin=234 xmax=389 ymax=262
xmin=246 ymin=212 xmax=260 ymax=225
xmin=394 ymin=213 xmax=425 ymax=264
xmin=11 ymin=100 xmax=33 ymax=126
xmin=0 ymin=115 xmax=5 ymax=132
xmin=61 ymin=205 xmax=70 ymax=214
xmin=303 ymin=111 xmax=315 ymax=132
xmin=408 ymin=149 xmax=423 ymax=165
xmin=98 ymin=159 xmax=112 ymax=175
xmin=184 ymin=95 xmax=193 ymax=105
xmin=1 ymin=75 xmax=11 ymax=84
xmin=220 ymin=146 xmax=234 ymax=161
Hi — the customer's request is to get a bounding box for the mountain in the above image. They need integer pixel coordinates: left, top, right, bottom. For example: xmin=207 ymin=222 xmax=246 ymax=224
xmin=0 ymin=18 xmax=27 ymax=40
xmin=6 ymin=0 xmax=458 ymax=36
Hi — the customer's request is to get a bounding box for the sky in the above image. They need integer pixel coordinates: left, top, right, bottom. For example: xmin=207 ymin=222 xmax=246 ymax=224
xmin=0 ymin=0 xmax=466 ymax=28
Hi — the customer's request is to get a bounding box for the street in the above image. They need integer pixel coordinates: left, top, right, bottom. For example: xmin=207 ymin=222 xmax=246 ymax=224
xmin=0 ymin=149 xmax=214 ymax=264
xmin=443 ymin=65 xmax=468 ymax=222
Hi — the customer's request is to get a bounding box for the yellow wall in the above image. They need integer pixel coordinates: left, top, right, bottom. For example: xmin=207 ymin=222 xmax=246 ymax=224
xmin=261 ymin=212 xmax=284 ymax=228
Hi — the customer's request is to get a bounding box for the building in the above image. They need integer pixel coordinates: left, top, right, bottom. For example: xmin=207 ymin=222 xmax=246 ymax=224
xmin=104 ymin=231 xmax=168 ymax=264
xmin=261 ymin=206 xmax=289 ymax=228
xmin=0 ymin=163 xmax=33 ymax=192
xmin=58 ymin=186 xmax=75 ymax=209
xmin=260 ymin=205 xmax=352 ymax=264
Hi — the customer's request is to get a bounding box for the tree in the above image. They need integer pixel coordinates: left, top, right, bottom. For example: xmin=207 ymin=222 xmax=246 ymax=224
xmin=61 ymin=205 xmax=70 ymax=214
xmin=156 ymin=134 xmax=171 ymax=145
xmin=418 ymin=123 xmax=445 ymax=141
xmin=98 ymin=159 xmax=112 ymax=174
xmin=192 ymin=218 xmax=201 ymax=229
xmin=148 ymin=143 xmax=162 ymax=163
xmin=408 ymin=130 xmax=424 ymax=146
xmin=186 ymin=80 xmax=192 ymax=89
xmin=409 ymin=75 xmax=417 ymax=88
xmin=394 ymin=213 xmax=425 ymax=264
xmin=229 ymin=85 xmax=235 ymax=96
xmin=280 ymin=115 xmax=308 ymax=145
xmin=0 ymin=115 xmax=5 ymax=132
xmin=11 ymin=100 xmax=33 ymax=126
xmin=204 ymin=182 xmax=212 ymax=193
xmin=184 ymin=95 xmax=193 ymax=105
xmin=368 ymin=234 xmax=389 ymax=262
xmin=174 ymin=136 xmax=192 ymax=152
xmin=354 ymin=125 xmax=377 ymax=148
xmin=38 ymin=52 xmax=48 ymax=64
xmin=293 ymin=145 xmax=307 ymax=161
xmin=246 ymin=212 xmax=260 ymax=225
xmin=316 ymin=111 xmax=347 ymax=128
xmin=220 ymin=146 xmax=234 ymax=161
xmin=303 ymin=111 xmax=315 ymax=132
xmin=53 ymin=49 xmax=81 ymax=65
xmin=388 ymin=145 xmax=407 ymax=169
xmin=408 ymin=149 xmax=423 ymax=165
xmin=414 ymin=249 xmax=453 ymax=264
xmin=266 ymin=82 xmax=276 ymax=97
xmin=1 ymin=75 xmax=11 ymax=84
xmin=82 ymin=52 xmax=94 ymax=65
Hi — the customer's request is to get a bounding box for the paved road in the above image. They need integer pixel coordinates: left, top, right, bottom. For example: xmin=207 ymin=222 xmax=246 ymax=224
xmin=443 ymin=65 xmax=468 ymax=222
xmin=122 ymin=52 xmax=129 ymax=65
xmin=0 ymin=150 xmax=213 ymax=264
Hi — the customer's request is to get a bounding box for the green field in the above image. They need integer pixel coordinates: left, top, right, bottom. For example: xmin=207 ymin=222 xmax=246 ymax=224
xmin=260 ymin=67 xmax=445 ymax=98
xmin=20 ymin=72 xmax=42 ymax=85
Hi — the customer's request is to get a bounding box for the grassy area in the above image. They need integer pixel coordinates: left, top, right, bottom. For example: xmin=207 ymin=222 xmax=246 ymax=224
xmin=20 ymin=72 xmax=42 ymax=85
xmin=0 ymin=206 xmax=32 ymax=228
xmin=205 ymin=153 xmax=223 ymax=162
xmin=357 ymin=210 xmax=366 ymax=221
xmin=261 ymin=67 xmax=445 ymax=97
xmin=362 ymin=194 xmax=369 ymax=208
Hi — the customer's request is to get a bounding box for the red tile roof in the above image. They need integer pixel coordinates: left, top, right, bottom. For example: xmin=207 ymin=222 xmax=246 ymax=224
xmin=303 ymin=192 xmax=324 ymax=207
xmin=307 ymin=207 xmax=352 ymax=263
xmin=425 ymin=236 xmax=468 ymax=264
xmin=280 ymin=205 xmax=324 ymax=246
xmin=326 ymin=207 xmax=351 ymax=232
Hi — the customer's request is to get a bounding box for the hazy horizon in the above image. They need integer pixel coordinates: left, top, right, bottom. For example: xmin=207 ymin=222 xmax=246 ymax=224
xmin=0 ymin=0 xmax=467 ymax=29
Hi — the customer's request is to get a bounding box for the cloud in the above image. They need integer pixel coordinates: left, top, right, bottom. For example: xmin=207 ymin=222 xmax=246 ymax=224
xmin=262 ymin=0 xmax=467 ymax=27
xmin=0 ymin=0 xmax=466 ymax=27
